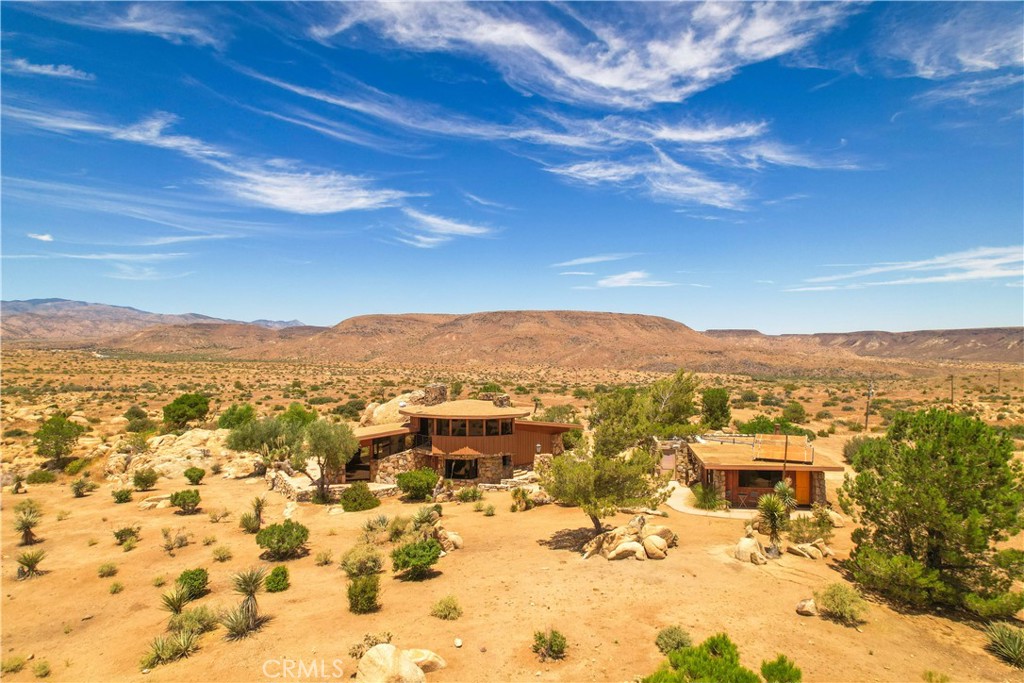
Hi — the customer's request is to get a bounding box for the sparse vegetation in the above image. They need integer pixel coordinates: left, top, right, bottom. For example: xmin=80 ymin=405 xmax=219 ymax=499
xmin=655 ymin=625 xmax=692 ymax=655
xmin=692 ymin=483 xmax=726 ymax=511
xmin=341 ymin=544 xmax=383 ymax=578
xmin=315 ymin=550 xmax=333 ymax=566
xmin=532 ymin=628 xmax=567 ymax=662
xmin=16 ymin=549 xmax=45 ymax=577
xmin=133 ymin=468 xmax=159 ymax=491
xmin=213 ymin=546 xmax=233 ymax=562
xmin=168 ymin=606 xmax=218 ymax=635
xmin=70 ymin=477 xmax=98 ymax=498
xmin=98 ymin=563 xmax=118 ymax=578
xmin=139 ymin=630 xmax=198 ymax=670
xmin=814 ymin=583 xmax=868 ymax=626
xmin=430 ymin=595 xmax=463 ymax=620
xmin=160 ymin=586 xmax=192 ymax=615
xmin=113 ymin=525 xmax=141 ymax=546
xmin=348 ymin=631 xmax=392 ymax=659
xmin=112 ymin=488 xmax=133 ymax=504
xmin=984 ymin=622 xmax=1024 ymax=668
xmin=14 ymin=499 xmax=42 ymax=545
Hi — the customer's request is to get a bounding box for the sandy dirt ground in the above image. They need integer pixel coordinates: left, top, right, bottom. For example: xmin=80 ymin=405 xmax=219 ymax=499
xmin=2 ymin=473 xmax=1019 ymax=683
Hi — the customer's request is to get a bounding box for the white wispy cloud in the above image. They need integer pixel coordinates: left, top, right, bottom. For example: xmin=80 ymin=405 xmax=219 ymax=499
xmin=879 ymin=4 xmax=1023 ymax=79
xmin=559 ymin=271 xmax=594 ymax=276
xmin=786 ymin=245 xmax=1024 ymax=291
xmin=310 ymin=2 xmax=853 ymax=108
xmin=463 ymin=192 xmax=513 ymax=211
xmin=596 ymin=270 xmax=676 ymax=288
xmin=551 ymin=253 xmax=638 ymax=267
xmin=396 ymin=208 xmax=494 ymax=248
xmin=3 ymin=107 xmax=409 ymax=215
xmin=24 ymin=3 xmax=225 ymax=49
xmin=4 ymin=57 xmax=95 ymax=81
xmin=107 ymin=264 xmax=194 ymax=281
xmin=915 ymin=74 xmax=1024 ymax=108
xmin=26 ymin=232 xmax=53 ymax=242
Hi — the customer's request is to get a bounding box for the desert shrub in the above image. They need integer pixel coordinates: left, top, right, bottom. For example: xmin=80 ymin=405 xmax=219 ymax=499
xmin=430 ymin=595 xmax=463 ymax=620
xmin=964 ymin=592 xmax=1024 ymax=620
xmin=153 ymin=575 xmax=167 ymax=587
xmin=98 ymin=563 xmax=118 ymax=578
xmin=388 ymin=516 xmax=411 ymax=542
xmin=113 ymin=525 xmax=141 ymax=546
xmin=396 ymin=468 xmax=439 ymax=501
xmin=64 ymin=458 xmax=90 ymax=475
xmin=17 ymin=549 xmax=46 ymax=577
xmin=256 ymin=520 xmax=309 ymax=560
xmin=161 ymin=585 xmax=192 ymax=614
xmin=239 ymin=512 xmax=260 ymax=534
xmin=848 ymin=546 xmax=953 ymax=609
xmin=532 ymin=629 xmax=567 ymax=661
xmin=787 ymin=510 xmax=833 ymax=544
xmin=219 ymin=604 xmax=258 ymax=640
xmin=217 ymin=403 xmax=256 ymax=429
xmin=202 ymin=535 xmax=216 ymax=546
xmin=126 ymin=417 xmax=158 ymax=433
xmin=340 ymin=483 xmax=381 ymax=512
xmin=391 ymin=538 xmax=442 ymax=580
xmin=348 ymin=575 xmax=381 ymax=614
xmin=133 ymin=468 xmax=159 ymax=491
xmin=655 ymin=625 xmax=692 ymax=655
xmin=176 ymin=568 xmax=210 ymax=600
xmin=70 ymin=477 xmax=98 ymax=498
xmin=213 ymin=546 xmax=233 ymax=563
xmin=341 ymin=544 xmax=383 ymax=578
xmin=1 ymin=656 xmax=26 ymax=673
xmin=32 ymin=660 xmax=51 ymax=678
xmin=510 ymin=487 xmax=533 ymax=512
xmin=183 ymin=467 xmax=205 ymax=485
xmin=26 ymin=470 xmax=56 ymax=485
xmin=209 ymin=508 xmax=231 ymax=523
xmin=139 ymin=630 xmax=198 ymax=670
xmin=456 ymin=486 xmax=484 ymax=503
xmin=473 ymin=501 xmax=484 ymax=512
xmin=761 ymin=655 xmax=803 ymax=683
xmin=265 ymin=566 xmax=290 ymax=593
xmin=123 ymin=537 xmax=138 ymax=552
xmin=484 ymin=504 xmax=496 ymax=516
xmin=168 ymin=605 xmax=218 ymax=635
xmin=169 ymin=489 xmax=201 ymax=514
xmin=163 ymin=393 xmax=210 ymax=429
xmin=112 ymin=488 xmax=133 ymax=504
xmin=814 ymin=583 xmax=867 ymax=626
xmin=315 ymin=550 xmax=333 ymax=566
xmin=691 ymin=483 xmax=725 ymax=511
xmin=109 ymin=581 xmax=125 ymax=594
xmin=161 ymin=527 xmax=191 ymax=555
xmin=984 ymin=622 xmax=1024 ymax=668
xmin=649 ymin=633 xmax=763 ymax=683
xmin=348 ymin=632 xmax=393 ymax=659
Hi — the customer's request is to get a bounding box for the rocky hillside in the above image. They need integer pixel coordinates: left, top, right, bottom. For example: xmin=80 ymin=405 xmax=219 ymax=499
xmin=705 ymin=327 xmax=1023 ymax=364
xmin=0 ymin=299 xmax=306 ymax=343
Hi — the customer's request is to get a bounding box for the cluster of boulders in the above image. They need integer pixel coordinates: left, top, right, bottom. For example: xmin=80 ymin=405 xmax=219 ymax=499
xmin=431 ymin=520 xmax=464 ymax=553
xmin=359 ymin=384 xmax=447 ymax=427
xmin=787 ymin=539 xmax=835 ymax=560
xmin=582 ymin=515 xmax=677 ymax=561
xmin=103 ymin=428 xmax=263 ymax=485
xmin=734 ymin=527 xmax=835 ymax=565
xmin=356 ymin=644 xmax=446 ymax=682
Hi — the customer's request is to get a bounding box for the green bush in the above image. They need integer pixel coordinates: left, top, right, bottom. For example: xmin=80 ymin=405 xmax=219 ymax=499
xmin=761 ymin=654 xmax=803 ymax=683
xmin=650 ymin=633 xmax=762 ymax=683
xmin=1 ymin=656 xmax=26 ymax=674
xmin=169 ymin=489 xmax=201 ymax=514
xmin=430 ymin=595 xmax=463 ymax=620
xmin=532 ymin=629 xmax=567 ymax=661
xmin=113 ymin=525 xmax=141 ymax=546
xmin=340 ymin=483 xmax=381 ymax=512
xmin=109 ymin=582 xmax=124 ymax=595
xmin=26 ymin=470 xmax=56 ymax=485
xmin=133 ymin=468 xmax=159 ymax=491
xmin=391 ymin=538 xmax=442 ymax=580
xmin=787 ymin=512 xmax=833 ymax=544
xmin=265 ymin=566 xmax=290 ymax=593
xmin=256 ymin=520 xmax=309 ymax=560
xmin=655 ymin=625 xmax=692 ymax=655
xmin=484 ymin=504 xmax=496 ymax=516
xmin=64 ymin=458 xmax=90 ymax=475
xmin=849 ymin=547 xmax=953 ymax=608
xmin=218 ymin=403 xmax=256 ymax=429
xmin=341 ymin=544 xmax=383 ymax=578
xmin=396 ymin=468 xmax=439 ymax=501
xmin=176 ymin=568 xmax=209 ymax=599
xmin=456 ymin=486 xmax=484 ymax=503
xmin=98 ymin=563 xmax=118 ymax=578
xmin=163 ymin=393 xmax=210 ymax=429
xmin=112 ymin=488 xmax=133 ymax=504
xmin=347 ymin=575 xmax=381 ymax=614
xmin=691 ymin=483 xmax=725 ymax=511
xmin=167 ymin=605 xmax=218 ymax=635
xmin=70 ymin=477 xmax=98 ymax=498
xmin=126 ymin=417 xmax=158 ymax=433
xmin=33 ymin=660 xmax=51 ymax=678
xmin=984 ymin=622 xmax=1024 ymax=668
xmin=964 ymin=592 xmax=1024 ymax=620
xmin=183 ymin=467 xmax=205 ymax=485
xmin=813 ymin=583 xmax=867 ymax=626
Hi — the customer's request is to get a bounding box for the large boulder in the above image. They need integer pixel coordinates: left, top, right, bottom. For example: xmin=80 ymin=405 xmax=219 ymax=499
xmin=402 ymin=649 xmax=446 ymax=673
xmin=796 ymin=598 xmax=818 ymax=616
xmin=607 ymin=541 xmax=646 ymax=561
xmin=644 ymin=525 xmax=678 ymax=547
xmin=356 ymin=644 xmax=425 ymax=683
xmin=811 ymin=539 xmax=835 ymax=557
xmin=786 ymin=544 xmax=822 ymax=560
xmin=734 ymin=536 xmax=767 ymax=564
xmin=643 ymin=535 xmax=668 ymax=559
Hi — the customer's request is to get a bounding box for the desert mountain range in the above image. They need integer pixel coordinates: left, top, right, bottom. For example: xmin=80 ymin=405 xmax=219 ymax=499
xmin=2 ymin=299 xmax=1021 ymax=373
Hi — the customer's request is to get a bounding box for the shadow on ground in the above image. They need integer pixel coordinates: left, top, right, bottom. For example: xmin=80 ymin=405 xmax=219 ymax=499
xmin=536 ymin=527 xmax=595 ymax=553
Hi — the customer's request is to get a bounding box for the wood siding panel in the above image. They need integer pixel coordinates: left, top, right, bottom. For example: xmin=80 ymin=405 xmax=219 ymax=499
xmin=431 ymin=430 xmax=557 ymax=467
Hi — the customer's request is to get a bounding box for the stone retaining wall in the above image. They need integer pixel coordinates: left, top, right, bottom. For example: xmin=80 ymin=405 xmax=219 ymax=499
xmin=370 ymin=449 xmax=430 ymax=484
xmin=811 ymin=471 xmax=827 ymax=505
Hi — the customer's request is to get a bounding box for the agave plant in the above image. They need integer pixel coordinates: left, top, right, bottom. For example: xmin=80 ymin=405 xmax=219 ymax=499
xmin=985 ymin=622 xmax=1024 ymax=669
xmin=756 ymin=493 xmax=789 ymax=557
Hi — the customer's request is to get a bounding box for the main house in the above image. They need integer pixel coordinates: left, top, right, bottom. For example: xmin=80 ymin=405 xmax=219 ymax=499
xmin=349 ymin=391 xmax=578 ymax=486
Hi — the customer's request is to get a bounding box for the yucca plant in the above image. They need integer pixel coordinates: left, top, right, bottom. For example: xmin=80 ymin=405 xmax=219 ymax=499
xmin=160 ymin=585 xmax=192 ymax=615
xmin=231 ymin=566 xmax=267 ymax=635
xmin=774 ymin=480 xmax=797 ymax=513
xmin=17 ymin=549 xmax=46 ymax=578
xmin=140 ymin=629 xmax=198 ymax=670
xmin=692 ymin=484 xmax=725 ymax=511
xmin=15 ymin=509 xmax=41 ymax=546
xmin=251 ymin=497 xmax=266 ymax=526
xmin=756 ymin=493 xmax=789 ymax=557
xmin=985 ymin=622 xmax=1024 ymax=668
xmin=219 ymin=605 xmax=255 ymax=640
xmin=239 ymin=512 xmax=260 ymax=534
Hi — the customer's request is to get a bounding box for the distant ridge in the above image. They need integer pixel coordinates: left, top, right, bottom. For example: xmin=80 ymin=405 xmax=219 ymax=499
xmin=0 ymin=298 xmax=306 ymax=343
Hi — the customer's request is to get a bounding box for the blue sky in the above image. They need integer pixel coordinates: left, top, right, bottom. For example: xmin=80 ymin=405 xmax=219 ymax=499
xmin=2 ymin=2 xmax=1022 ymax=334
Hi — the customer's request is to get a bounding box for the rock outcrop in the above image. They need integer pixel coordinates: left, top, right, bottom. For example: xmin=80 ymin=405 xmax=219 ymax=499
xmin=734 ymin=532 xmax=768 ymax=565
xmin=356 ymin=644 xmax=425 ymax=683
xmin=582 ymin=515 xmax=678 ymax=561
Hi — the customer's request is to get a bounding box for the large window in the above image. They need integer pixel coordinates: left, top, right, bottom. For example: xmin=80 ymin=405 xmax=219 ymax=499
xmin=468 ymin=419 xmax=484 ymax=437
xmin=451 ymin=419 xmax=467 ymax=437
xmin=445 ymin=458 xmax=478 ymax=480
xmin=739 ymin=470 xmax=783 ymax=488
xmin=485 ymin=419 xmax=500 ymax=436
xmin=436 ymin=419 xmax=450 ymax=436
xmin=501 ymin=419 xmax=514 ymax=435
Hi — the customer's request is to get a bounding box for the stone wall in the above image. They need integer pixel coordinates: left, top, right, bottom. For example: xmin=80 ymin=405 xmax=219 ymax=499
xmin=811 ymin=471 xmax=827 ymax=505
xmin=265 ymin=469 xmax=313 ymax=502
xmin=370 ymin=449 xmax=430 ymax=484
xmin=711 ymin=470 xmax=726 ymax=497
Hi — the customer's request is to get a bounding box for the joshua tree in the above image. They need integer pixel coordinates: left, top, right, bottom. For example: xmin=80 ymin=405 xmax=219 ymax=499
xmin=756 ymin=493 xmax=789 ymax=558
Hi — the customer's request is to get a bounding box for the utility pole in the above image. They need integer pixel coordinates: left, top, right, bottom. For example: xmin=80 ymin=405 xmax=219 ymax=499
xmin=864 ymin=380 xmax=873 ymax=432
xmin=948 ymin=374 xmax=954 ymax=404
